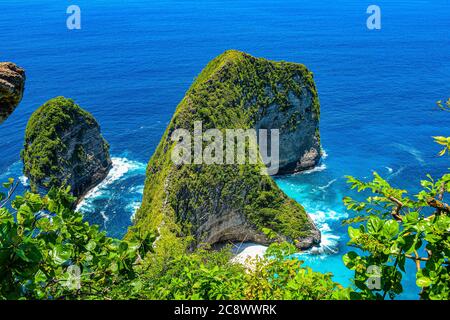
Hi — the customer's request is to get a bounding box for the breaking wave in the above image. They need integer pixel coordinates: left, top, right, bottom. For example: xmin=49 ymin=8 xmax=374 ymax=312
xmin=303 ymin=207 xmax=348 ymax=255
xmin=296 ymin=164 xmax=327 ymax=175
xmin=77 ymin=157 xmax=145 ymax=210
xmin=76 ymin=157 xmax=146 ymax=233
xmin=317 ymin=178 xmax=337 ymax=191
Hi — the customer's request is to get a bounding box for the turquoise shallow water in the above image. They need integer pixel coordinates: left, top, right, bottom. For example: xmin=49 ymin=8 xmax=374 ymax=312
xmin=1 ymin=0 xmax=449 ymax=299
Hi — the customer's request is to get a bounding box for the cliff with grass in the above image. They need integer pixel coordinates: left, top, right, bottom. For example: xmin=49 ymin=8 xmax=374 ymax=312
xmin=21 ymin=97 xmax=112 ymax=199
xmin=131 ymin=50 xmax=322 ymax=250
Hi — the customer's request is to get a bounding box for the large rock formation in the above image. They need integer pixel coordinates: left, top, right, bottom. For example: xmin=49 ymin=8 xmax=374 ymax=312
xmin=22 ymin=97 xmax=112 ymax=199
xmin=0 ymin=62 xmax=26 ymax=124
xmin=131 ymin=50 xmax=321 ymax=250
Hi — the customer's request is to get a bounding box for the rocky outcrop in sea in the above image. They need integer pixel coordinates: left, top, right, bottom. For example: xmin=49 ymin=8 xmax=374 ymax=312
xmin=22 ymin=96 xmax=112 ymax=199
xmin=0 ymin=62 xmax=25 ymax=124
xmin=132 ymin=50 xmax=321 ymax=251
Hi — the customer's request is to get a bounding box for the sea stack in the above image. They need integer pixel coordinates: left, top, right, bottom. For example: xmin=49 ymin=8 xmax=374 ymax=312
xmin=0 ymin=62 xmax=26 ymax=124
xmin=22 ymin=97 xmax=112 ymax=199
xmin=131 ymin=50 xmax=321 ymax=250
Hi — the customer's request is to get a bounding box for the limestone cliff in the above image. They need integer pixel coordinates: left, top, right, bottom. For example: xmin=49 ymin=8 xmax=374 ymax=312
xmin=0 ymin=62 xmax=25 ymax=124
xmin=22 ymin=97 xmax=112 ymax=199
xmin=132 ymin=50 xmax=321 ymax=250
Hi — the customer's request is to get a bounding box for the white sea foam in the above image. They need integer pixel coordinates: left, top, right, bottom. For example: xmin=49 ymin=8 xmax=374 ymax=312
xmin=387 ymin=166 xmax=405 ymax=181
xmin=100 ymin=210 xmax=110 ymax=224
xmin=385 ymin=166 xmax=393 ymax=173
xmin=309 ymin=208 xmax=348 ymax=225
xmin=321 ymin=149 xmax=328 ymax=159
xmin=127 ymin=201 xmax=142 ymax=222
xmin=76 ymin=157 xmax=146 ymax=213
xmin=318 ymin=179 xmax=337 ymax=191
xmin=0 ymin=161 xmax=23 ymax=183
xmin=232 ymin=205 xmax=348 ymax=263
xmin=303 ymin=206 xmax=348 ymax=255
xmin=19 ymin=175 xmax=29 ymax=186
xmin=307 ymin=233 xmax=340 ymax=255
xmin=129 ymin=185 xmax=144 ymax=194
xmin=295 ymin=164 xmax=327 ymax=175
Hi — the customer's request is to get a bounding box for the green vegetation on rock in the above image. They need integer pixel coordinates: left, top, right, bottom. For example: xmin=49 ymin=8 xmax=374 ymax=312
xmin=131 ymin=50 xmax=321 ymax=250
xmin=21 ymin=96 xmax=111 ymax=198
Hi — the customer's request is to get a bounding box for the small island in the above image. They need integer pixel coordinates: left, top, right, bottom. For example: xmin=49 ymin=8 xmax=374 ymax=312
xmin=21 ymin=97 xmax=112 ymax=199
xmin=131 ymin=50 xmax=322 ymax=251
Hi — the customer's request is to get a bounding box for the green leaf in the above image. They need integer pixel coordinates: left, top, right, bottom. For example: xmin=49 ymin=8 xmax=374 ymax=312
xmin=343 ymin=251 xmax=359 ymax=270
xmin=86 ymin=240 xmax=97 ymax=252
xmin=416 ymin=276 xmax=432 ymax=288
xmin=16 ymin=204 xmax=34 ymax=227
xmin=367 ymin=216 xmax=383 ymax=234
xmin=433 ymin=136 xmax=449 ymax=146
xmin=2 ymin=178 xmax=14 ymax=189
xmin=397 ymin=254 xmax=406 ymax=272
xmin=348 ymin=226 xmax=361 ymax=240
xmin=50 ymin=244 xmax=72 ymax=265
xmin=16 ymin=249 xmax=31 ymax=262
xmin=382 ymin=220 xmax=399 ymax=239
xmin=16 ymin=243 xmax=42 ymax=263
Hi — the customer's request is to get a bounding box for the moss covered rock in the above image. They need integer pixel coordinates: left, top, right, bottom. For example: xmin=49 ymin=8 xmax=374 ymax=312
xmin=22 ymin=97 xmax=112 ymax=199
xmin=131 ymin=50 xmax=321 ymax=250
xmin=0 ymin=62 xmax=25 ymax=124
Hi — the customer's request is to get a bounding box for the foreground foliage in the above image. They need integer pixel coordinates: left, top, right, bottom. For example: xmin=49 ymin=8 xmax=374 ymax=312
xmin=0 ymin=183 xmax=154 ymax=299
xmin=1 ymin=131 xmax=448 ymax=300
xmin=0 ymin=184 xmax=344 ymax=300
xmin=110 ymin=241 xmax=348 ymax=300
xmin=343 ymin=123 xmax=450 ymax=300
xmin=2 ymin=96 xmax=448 ymax=300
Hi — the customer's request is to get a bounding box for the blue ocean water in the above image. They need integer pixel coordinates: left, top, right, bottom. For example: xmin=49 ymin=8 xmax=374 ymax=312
xmin=1 ymin=0 xmax=449 ymax=299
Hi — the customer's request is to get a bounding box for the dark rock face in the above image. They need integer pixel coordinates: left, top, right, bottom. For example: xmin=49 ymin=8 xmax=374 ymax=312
xmin=0 ymin=62 xmax=25 ymax=124
xmin=22 ymin=97 xmax=112 ymax=199
xmin=293 ymin=214 xmax=321 ymax=250
xmin=255 ymin=77 xmax=321 ymax=174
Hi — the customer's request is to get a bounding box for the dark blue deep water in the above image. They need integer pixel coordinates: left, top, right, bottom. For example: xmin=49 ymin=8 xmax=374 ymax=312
xmin=1 ymin=0 xmax=449 ymax=299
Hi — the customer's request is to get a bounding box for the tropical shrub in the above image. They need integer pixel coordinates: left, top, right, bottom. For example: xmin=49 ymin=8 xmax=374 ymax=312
xmin=108 ymin=241 xmax=348 ymax=300
xmin=0 ymin=181 xmax=344 ymax=300
xmin=342 ymin=110 xmax=450 ymax=300
xmin=0 ymin=182 xmax=153 ymax=299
